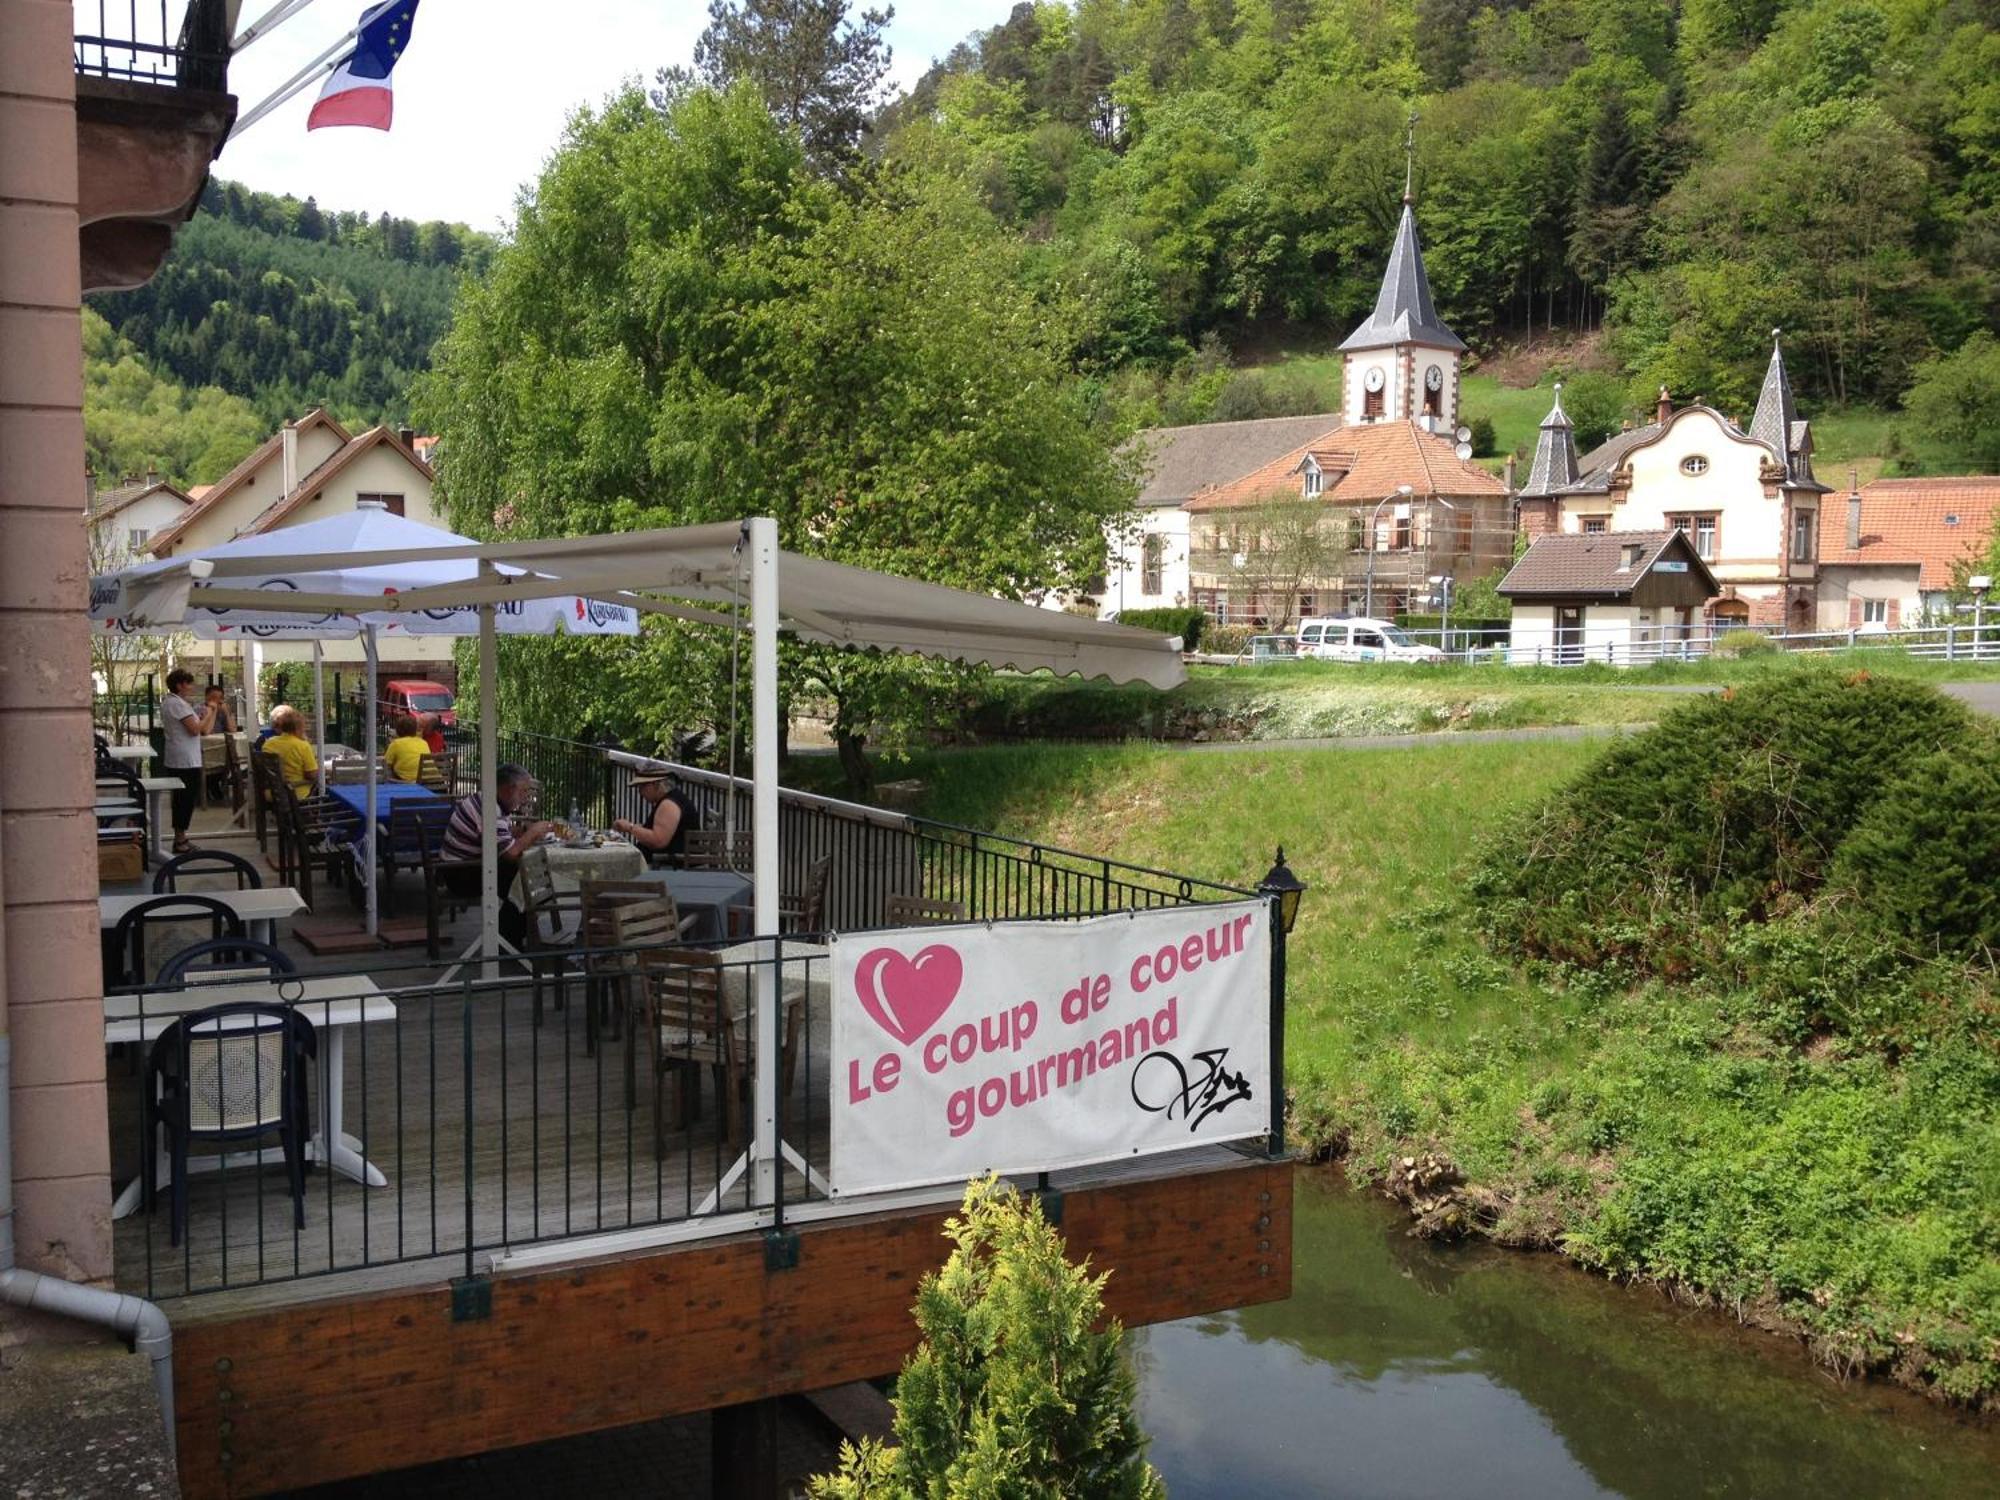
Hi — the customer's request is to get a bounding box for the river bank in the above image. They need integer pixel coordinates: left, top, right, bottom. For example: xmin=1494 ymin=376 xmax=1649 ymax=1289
xmin=853 ymin=732 xmax=2000 ymax=1415
xmin=1134 ymin=1169 xmax=2000 ymax=1498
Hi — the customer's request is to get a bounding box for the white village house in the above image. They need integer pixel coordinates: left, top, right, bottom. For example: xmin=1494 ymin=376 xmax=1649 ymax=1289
xmin=83 ymin=469 xmax=196 ymax=569
xmin=1498 ymin=528 xmax=1721 ymax=663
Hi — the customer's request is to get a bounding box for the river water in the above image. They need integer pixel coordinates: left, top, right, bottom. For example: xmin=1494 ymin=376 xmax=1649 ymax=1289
xmin=1131 ymin=1170 xmax=2000 ymax=1498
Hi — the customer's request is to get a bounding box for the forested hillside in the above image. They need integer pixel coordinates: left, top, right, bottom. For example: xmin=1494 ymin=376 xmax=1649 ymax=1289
xmin=871 ymin=0 xmax=1997 ymax=435
xmin=88 ymin=179 xmax=495 ymax=429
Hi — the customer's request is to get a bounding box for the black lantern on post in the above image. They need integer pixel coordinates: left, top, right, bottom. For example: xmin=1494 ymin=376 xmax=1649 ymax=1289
xmin=1259 ymin=846 xmax=1306 ymax=934
xmin=1256 ymin=847 xmax=1306 ymax=1160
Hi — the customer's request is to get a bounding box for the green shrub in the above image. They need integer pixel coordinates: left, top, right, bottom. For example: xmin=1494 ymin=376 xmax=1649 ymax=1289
xmin=1831 ymin=734 xmax=2000 ymax=958
xmin=811 ymin=1178 xmax=1164 ymax=1500
xmin=1467 ymin=414 xmax=1498 ymax=456
xmin=1114 ymin=605 xmax=1203 ymax=652
xmin=1468 ymin=671 xmax=1975 ymax=966
xmin=1714 ymin=629 xmax=1778 ymax=657
xmin=1204 ymin=623 xmax=1252 ymax=655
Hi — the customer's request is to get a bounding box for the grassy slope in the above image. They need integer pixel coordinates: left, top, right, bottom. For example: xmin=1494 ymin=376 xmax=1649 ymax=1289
xmin=875 ymin=736 xmax=2000 ymax=1409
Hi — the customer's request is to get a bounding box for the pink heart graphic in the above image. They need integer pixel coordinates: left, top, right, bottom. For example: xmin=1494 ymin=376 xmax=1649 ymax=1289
xmin=855 ymin=945 xmax=963 ymax=1046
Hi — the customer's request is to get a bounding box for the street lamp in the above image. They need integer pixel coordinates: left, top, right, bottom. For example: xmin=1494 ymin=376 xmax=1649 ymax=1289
xmin=1364 ymin=483 xmax=1415 ymax=618
xmin=1258 ymin=846 xmax=1307 ymax=934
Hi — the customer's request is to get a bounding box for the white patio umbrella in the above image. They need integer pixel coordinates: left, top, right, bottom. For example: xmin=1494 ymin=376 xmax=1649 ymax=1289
xmin=91 ymin=504 xmax=639 ymax=935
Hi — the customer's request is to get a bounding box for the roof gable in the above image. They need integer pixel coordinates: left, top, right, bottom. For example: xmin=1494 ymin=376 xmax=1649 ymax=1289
xmin=237 ymin=426 xmax=436 ymax=536
xmin=145 ymin=408 xmax=352 ymax=555
xmin=1499 ymin=528 xmax=1719 ymax=599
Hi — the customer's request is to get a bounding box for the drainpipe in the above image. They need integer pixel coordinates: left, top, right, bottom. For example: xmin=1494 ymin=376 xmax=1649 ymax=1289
xmin=0 ymin=799 xmax=174 ymax=1459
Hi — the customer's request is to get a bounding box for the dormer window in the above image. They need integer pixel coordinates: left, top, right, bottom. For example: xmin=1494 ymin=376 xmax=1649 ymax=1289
xmin=1620 ymin=543 xmax=1643 ymax=570
xmin=1680 ymin=455 xmax=1709 ymax=476
xmin=1304 ymin=467 xmax=1323 ymax=498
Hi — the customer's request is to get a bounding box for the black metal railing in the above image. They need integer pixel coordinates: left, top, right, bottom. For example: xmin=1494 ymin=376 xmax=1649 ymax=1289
xmin=107 ymin=937 xmax=838 ymax=1300
xmin=92 ymin=673 xmax=158 ymax=746
xmin=75 ymin=0 xmax=231 ymax=90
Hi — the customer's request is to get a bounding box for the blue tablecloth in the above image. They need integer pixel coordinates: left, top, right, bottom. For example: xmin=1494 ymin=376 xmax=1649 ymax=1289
xmin=327 ymin=782 xmax=443 ymax=841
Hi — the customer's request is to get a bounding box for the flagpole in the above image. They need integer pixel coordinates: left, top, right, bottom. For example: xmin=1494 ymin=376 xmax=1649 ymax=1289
xmin=226 ymin=24 xmax=359 ymax=140
xmin=231 ymin=0 xmax=323 ymax=53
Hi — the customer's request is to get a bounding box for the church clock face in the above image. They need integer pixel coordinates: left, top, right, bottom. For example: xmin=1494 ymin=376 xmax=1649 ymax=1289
xmin=1363 ymin=366 xmax=1386 ymax=393
xmin=1425 ymin=364 xmax=1444 ymax=392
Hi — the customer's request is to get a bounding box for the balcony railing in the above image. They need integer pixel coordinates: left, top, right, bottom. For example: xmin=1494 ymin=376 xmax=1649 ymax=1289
xmin=75 ymin=0 xmax=231 ymax=91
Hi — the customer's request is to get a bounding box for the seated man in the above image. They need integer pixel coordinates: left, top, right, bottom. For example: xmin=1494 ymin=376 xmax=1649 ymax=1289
xmin=383 ymin=714 xmax=430 ymax=783
xmin=613 ymin=769 xmax=702 ymax=864
xmin=439 ymin=762 xmax=551 ymax=949
xmin=262 ymin=706 xmax=320 ymax=800
xmin=420 ymin=713 xmax=447 ymax=756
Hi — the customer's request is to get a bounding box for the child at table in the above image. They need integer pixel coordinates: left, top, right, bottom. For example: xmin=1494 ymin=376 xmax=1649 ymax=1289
xmin=384 ymin=715 xmax=430 ymax=783
xmin=263 ymin=707 xmax=319 ymax=799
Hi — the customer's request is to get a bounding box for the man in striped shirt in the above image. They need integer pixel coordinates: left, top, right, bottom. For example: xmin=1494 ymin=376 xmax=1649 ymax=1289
xmin=440 ymin=762 xmax=553 ymax=948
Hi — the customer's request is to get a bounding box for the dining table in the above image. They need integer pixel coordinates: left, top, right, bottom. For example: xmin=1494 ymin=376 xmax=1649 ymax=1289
xmin=640 ymin=867 xmax=754 ymax=944
xmin=326 ymin=780 xmax=442 ymax=839
xmin=99 ymin=886 xmax=307 ymax=946
xmin=105 ymin=973 xmax=397 ymax=1219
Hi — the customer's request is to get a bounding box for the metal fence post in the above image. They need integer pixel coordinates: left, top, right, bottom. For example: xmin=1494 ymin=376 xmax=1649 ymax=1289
xmin=1267 ymin=894 xmax=1286 ymax=1160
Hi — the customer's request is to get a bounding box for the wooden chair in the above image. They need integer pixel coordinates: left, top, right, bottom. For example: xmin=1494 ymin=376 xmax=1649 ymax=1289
xmin=377 ymin=802 xmax=450 ymax=919
xmin=577 ymin=881 xmax=699 ymax=1066
xmin=778 ymin=856 xmax=833 ymax=935
xmin=517 ymin=851 xmax=587 ymax=1035
xmin=246 ymin=745 xmax=280 ymax=854
xmin=680 ymin=828 xmax=752 ymax=871
xmin=415 ymin=751 xmax=456 ymax=796
xmin=275 ymin=793 xmax=358 ymax=911
xmin=414 ymin=808 xmax=481 ymax=960
xmin=884 ymin=894 xmax=966 ymax=926
xmin=619 ymin=938 xmax=739 ymax=1158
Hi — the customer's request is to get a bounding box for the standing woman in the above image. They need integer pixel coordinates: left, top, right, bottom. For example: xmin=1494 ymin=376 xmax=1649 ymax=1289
xmin=160 ymin=667 xmax=222 ymax=853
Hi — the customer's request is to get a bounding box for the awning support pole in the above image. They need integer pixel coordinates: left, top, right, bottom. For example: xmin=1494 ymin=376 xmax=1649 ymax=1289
xmin=363 ymin=624 xmax=380 ymax=937
xmin=750 ymin=517 xmax=780 ymax=1206
xmin=479 ymin=565 xmax=501 ymax=978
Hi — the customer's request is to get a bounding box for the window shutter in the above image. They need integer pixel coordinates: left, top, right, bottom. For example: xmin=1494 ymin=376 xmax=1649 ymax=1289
xmin=1848 ymin=599 xmax=1861 ymax=627
xmin=1887 ymin=599 xmax=1900 ymax=627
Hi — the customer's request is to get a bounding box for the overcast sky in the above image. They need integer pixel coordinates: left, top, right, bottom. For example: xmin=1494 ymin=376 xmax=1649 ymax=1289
xmin=145 ymin=1 xmax=1015 ymax=229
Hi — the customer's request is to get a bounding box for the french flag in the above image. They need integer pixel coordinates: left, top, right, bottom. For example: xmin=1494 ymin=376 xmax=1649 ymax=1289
xmin=307 ymin=1 xmax=420 ymax=132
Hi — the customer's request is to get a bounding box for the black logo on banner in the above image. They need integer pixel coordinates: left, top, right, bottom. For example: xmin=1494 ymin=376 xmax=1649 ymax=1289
xmin=1130 ymin=1047 xmax=1253 ymax=1131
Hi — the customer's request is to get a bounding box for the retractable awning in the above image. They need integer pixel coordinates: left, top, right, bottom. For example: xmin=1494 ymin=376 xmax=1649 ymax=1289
xmin=98 ymin=519 xmax=1186 ymax=690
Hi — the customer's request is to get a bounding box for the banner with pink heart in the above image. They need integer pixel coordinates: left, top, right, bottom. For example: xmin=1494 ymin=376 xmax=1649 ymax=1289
xmin=829 ymin=900 xmax=1269 ymax=1197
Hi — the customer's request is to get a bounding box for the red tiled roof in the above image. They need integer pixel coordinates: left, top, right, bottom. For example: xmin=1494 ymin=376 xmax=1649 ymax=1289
xmin=1187 ymin=421 xmax=1506 ymax=511
xmin=1818 ymin=477 xmax=2000 ymax=589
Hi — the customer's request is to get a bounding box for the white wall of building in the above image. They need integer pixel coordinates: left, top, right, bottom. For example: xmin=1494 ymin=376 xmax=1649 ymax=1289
xmin=283 ymin=443 xmax=443 ymax=528
xmin=1103 ymin=506 xmax=1190 ymax=618
xmin=170 ymin=422 xmax=347 ymax=554
xmin=1814 ymin=564 xmax=1920 ymax=631
xmin=91 ymin=491 xmax=187 ymax=565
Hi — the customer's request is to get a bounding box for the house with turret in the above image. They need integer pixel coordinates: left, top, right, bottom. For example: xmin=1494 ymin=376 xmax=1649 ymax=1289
xmin=1513 ymin=333 xmax=1830 ymax=631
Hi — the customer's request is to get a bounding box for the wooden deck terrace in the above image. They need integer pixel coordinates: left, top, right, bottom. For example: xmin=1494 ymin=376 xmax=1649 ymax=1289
xmin=102 ymin=808 xmax=1295 ymax=1499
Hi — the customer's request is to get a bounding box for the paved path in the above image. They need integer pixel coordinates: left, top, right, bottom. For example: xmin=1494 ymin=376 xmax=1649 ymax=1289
xmin=1945 ymin=681 xmax=2000 ymax=716
xmin=1179 ymin=723 xmax=1649 ymax=754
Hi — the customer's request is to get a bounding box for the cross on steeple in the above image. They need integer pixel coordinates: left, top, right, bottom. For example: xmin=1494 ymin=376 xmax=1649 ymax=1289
xmin=1403 ymin=110 xmax=1419 ymax=204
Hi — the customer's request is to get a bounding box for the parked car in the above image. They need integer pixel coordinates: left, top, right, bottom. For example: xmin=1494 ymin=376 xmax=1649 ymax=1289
xmin=382 ymin=678 xmax=457 ymax=727
xmin=1296 ymin=617 xmax=1445 ymax=663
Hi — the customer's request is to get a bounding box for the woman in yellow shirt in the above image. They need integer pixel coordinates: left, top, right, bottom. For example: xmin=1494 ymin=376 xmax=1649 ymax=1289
xmin=383 ymin=715 xmax=430 ymax=783
xmin=263 ymin=707 xmax=320 ymax=799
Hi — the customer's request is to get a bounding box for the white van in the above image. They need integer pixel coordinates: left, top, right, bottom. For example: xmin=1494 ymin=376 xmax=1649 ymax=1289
xmin=1296 ymin=617 xmax=1445 ymax=663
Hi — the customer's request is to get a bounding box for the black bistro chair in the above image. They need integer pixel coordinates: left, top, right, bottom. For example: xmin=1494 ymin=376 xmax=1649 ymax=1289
xmin=143 ymin=1000 xmax=317 ymax=1247
xmin=152 ymin=848 xmax=263 ymax=893
xmin=104 ymin=895 xmax=245 ymax=990
xmin=156 ymin=937 xmax=296 ymax=986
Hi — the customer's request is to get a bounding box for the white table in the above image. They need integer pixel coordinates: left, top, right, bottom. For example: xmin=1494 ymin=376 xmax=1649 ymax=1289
xmin=138 ymin=776 xmax=179 ymax=860
xmin=105 ymin=743 xmax=153 ymax=772
xmin=105 ymin=974 xmax=397 ymax=1219
xmin=99 ymin=886 xmax=307 ymax=946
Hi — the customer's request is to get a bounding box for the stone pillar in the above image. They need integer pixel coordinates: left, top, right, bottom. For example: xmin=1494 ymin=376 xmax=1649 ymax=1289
xmin=0 ymin=0 xmax=114 ymax=1288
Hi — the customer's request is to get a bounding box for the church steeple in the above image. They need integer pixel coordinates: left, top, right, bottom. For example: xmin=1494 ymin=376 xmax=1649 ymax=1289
xmin=1340 ymin=118 xmax=1465 ymax=430
xmin=1749 ymin=327 xmax=1797 ymax=462
xmin=1519 ymin=382 xmax=1580 ymax=497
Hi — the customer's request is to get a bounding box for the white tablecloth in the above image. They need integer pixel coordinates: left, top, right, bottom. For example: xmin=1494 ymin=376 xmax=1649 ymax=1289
xmin=508 ymin=841 xmax=647 ymax=912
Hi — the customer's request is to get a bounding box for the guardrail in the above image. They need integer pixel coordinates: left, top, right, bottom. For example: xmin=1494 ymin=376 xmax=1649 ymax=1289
xmin=74 ymin=0 xmax=232 ymax=90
